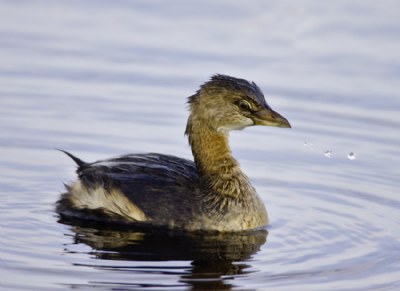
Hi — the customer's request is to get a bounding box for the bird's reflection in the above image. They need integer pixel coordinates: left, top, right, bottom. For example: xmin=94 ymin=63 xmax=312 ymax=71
xmin=61 ymin=219 xmax=267 ymax=290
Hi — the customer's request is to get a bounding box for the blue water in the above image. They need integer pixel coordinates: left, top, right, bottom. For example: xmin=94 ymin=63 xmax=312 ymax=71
xmin=1 ymin=1 xmax=400 ymax=290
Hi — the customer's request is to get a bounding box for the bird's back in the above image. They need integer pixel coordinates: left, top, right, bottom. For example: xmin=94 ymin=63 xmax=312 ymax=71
xmin=57 ymin=152 xmax=202 ymax=227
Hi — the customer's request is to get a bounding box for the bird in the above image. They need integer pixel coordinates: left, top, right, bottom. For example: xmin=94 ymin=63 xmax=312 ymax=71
xmin=57 ymin=74 xmax=291 ymax=232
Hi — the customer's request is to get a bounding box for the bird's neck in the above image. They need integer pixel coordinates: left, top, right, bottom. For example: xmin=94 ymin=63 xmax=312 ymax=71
xmin=186 ymin=116 xmax=255 ymax=200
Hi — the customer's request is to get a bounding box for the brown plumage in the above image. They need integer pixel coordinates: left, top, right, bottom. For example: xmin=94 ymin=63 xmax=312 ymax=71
xmin=57 ymin=74 xmax=291 ymax=232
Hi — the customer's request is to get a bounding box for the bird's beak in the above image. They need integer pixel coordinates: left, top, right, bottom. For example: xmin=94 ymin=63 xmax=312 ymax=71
xmin=252 ymin=108 xmax=291 ymax=128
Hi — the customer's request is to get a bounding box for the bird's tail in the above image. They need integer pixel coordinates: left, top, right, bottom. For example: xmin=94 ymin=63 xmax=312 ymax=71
xmin=56 ymin=149 xmax=87 ymax=168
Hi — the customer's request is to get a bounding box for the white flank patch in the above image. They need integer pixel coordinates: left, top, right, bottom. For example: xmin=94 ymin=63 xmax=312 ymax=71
xmin=69 ymin=181 xmax=148 ymax=221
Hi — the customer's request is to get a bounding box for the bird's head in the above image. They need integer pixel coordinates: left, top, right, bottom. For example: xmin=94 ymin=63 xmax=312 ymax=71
xmin=187 ymin=74 xmax=291 ymax=133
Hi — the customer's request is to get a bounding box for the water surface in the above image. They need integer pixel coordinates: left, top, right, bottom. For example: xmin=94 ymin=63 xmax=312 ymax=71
xmin=1 ymin=1 xmax=400 ymax=290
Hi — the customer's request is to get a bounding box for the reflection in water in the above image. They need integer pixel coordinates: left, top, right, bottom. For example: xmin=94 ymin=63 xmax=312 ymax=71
xmin=61 ymin=219 xmax=267 ymax=290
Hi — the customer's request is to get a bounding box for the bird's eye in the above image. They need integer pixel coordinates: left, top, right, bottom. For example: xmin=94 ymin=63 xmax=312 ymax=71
xmin=238 ymin=100 xmax=251 ymax=111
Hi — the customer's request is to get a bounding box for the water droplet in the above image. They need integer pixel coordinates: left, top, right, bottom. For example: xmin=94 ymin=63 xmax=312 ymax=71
xmin=304 ymin=141 xmax=314 ymax=150
xmin=324 ymin=150 xmax=332 ymax=158
xmin=348 ymin=152 xmax=356 ymax=160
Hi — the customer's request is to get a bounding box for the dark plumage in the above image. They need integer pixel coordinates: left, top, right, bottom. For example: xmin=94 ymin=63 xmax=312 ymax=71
xmin=57 ymin=74 xmax=291 ymax=232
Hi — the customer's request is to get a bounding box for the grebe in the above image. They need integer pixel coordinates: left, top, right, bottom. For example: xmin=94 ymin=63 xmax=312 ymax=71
xmin=57 ymin=74 xmax=291 ymax=232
